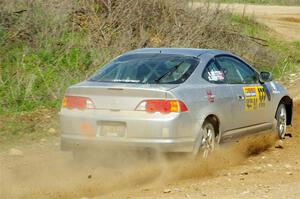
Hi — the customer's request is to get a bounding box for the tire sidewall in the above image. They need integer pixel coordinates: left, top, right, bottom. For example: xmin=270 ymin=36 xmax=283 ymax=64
xmin=276 ymin=103 xmax=287 ymax=139
xmin=196 ymin=120 xmax=217 ymax=157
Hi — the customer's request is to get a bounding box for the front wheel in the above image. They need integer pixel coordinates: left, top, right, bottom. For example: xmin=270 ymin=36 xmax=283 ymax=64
xmin=275 ymin=104 xmax=287 ymax=139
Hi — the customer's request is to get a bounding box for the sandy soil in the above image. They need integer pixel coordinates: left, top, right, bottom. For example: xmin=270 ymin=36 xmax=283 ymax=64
xmin=190 ymin=3 xmax=300 ymax=41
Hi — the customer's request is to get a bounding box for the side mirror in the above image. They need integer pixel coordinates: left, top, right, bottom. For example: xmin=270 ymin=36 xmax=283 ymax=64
xmin=259 ymin=71 xmax=272 ymax=83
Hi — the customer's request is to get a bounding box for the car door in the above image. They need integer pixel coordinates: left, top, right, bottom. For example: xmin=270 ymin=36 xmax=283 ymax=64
xmin=202 ymin=59 xmax=236 ymax=132
xmin=215 ymin=55 xmax=270 ymax=129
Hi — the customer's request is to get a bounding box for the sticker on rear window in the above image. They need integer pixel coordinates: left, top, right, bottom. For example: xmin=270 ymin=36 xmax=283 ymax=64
xmin=208 ymin=71 xmax=224 ymax=81
xmin=243 ymin=86 xmax=266 ymax=111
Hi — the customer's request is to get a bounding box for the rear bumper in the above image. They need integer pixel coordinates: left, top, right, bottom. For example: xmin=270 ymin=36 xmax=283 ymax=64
xmin=60 ymin=109 xmax=195 ymax=136
xmin=61 ymin=134 xmax=195 ymax=152
xmin=59 ymin=108 xmax=197 ymax=152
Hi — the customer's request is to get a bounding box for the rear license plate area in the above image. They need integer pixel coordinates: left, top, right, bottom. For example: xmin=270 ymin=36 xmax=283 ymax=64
xmin=98 ymin=121 xmax=126 ymax=137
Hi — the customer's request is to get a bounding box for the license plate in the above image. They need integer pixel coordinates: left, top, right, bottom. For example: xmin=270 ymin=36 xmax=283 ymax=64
xmin=99 ymin=122 xmax=126 ymax=137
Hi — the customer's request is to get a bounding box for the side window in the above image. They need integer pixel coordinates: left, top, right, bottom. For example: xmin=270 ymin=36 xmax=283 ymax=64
xmin=216 ymin=57 xmax=243 ymax=84
xmin=202 ymin=60 xmax=225 ymax=84
xmin=216 ymin=56 xmax=258 ymax=84
xmin=234 ymin=60 xmax=258 ymax=84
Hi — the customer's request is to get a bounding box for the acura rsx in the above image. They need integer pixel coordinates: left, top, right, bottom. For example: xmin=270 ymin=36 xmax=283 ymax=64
xmin=59 ymin=48 xmax=293 ymax=157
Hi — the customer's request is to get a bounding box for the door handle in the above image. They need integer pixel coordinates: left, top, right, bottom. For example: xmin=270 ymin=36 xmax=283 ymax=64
xmin=238 ymin=95 xmax=245 ymax=100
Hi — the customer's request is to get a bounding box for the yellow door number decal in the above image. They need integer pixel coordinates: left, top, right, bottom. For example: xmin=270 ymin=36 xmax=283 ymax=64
xmin=243 ymin=86 xmax=266 ymax=111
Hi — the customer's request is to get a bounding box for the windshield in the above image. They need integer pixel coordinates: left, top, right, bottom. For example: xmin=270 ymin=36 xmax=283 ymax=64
xmin=88 ymin=53 xmax=199 ymax=84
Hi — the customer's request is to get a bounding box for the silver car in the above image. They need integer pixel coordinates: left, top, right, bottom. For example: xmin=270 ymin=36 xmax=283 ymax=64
xmin=59 ymin=48 xmax=293 ymax=156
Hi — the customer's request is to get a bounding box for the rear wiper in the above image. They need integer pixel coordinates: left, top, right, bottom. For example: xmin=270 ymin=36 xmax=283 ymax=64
xmin=153 ymin=61 xmax=184 ymax=83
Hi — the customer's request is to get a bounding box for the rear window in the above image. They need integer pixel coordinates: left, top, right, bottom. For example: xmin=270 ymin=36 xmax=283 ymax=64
xmin=88 ymin=53 xmax=199 ymax=84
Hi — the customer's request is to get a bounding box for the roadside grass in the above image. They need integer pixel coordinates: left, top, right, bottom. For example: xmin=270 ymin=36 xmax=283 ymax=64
xmin=192 ymin=0 xmax=300 ymax=5
xmin=230 ymin=14 xmax=300 ymax=80
xmin=0 ymin=31 xmax=104 ymax=113
xmin=0 ymin=108 xmax=58 ymax=150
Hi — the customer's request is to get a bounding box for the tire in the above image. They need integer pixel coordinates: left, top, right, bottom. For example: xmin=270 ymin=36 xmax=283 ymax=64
xmin=198 ymin=119 xmax=217 ymax=158
xmin=275 ymin=103 xmax=287 ymax=139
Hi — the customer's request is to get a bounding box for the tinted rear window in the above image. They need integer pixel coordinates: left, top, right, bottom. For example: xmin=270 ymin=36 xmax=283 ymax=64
xmin=88 ymin=53 xmax=199 ymax=84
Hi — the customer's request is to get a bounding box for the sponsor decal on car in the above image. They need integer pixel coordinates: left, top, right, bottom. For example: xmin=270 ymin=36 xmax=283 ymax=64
xmin=208 ymin=71 xmax=224 ymax=81
xmin=243 ymin=86 xmax=266 ymax=111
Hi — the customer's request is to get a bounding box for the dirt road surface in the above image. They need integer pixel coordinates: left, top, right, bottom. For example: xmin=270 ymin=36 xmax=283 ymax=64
xmin=190 ymin=3 xmax=300 ymax=41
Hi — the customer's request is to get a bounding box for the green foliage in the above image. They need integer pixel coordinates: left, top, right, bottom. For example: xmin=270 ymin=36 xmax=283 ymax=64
xmin=0 ymin=31 xmax=102 ymax=112
xmin=231 ymin=15 xmax=264 ymax=35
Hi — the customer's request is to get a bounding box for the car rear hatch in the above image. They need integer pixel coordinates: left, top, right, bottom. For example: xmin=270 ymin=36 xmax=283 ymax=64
xmin=65 ymin=81 xmax=178 ymax=111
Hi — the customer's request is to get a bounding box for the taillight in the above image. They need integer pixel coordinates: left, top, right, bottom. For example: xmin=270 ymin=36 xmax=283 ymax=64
xmin=136 ymin=100 xmax=188 ymax=113
xmin=62 ymin=96 xmax=95 ymax=110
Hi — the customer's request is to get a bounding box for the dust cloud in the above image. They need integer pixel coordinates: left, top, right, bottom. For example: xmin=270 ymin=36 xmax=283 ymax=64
xmin=0 ymin=133 xmax=277 ymax=199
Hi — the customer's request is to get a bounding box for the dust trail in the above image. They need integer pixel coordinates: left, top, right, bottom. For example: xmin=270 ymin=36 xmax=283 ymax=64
xmin=155 ymin=132 xmax=276 ymax=183
xmin=0 ymin=148 xmax=162 ymax=199
xmin=0 ymin=133 xmax=276 ymax=199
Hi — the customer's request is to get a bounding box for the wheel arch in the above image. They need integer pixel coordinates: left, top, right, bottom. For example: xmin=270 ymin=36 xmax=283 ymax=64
xmin=202 ymin=114 xmax=220 ymax=137
xmin=277 ymin=96 xmax=293 ymax=125
xmin=193 ymin=114 xmax=221 ymax=155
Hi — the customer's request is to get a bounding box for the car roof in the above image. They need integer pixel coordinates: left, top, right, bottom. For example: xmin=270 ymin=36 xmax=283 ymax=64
xmin=124 ymin=48 xmax=231 ymax=57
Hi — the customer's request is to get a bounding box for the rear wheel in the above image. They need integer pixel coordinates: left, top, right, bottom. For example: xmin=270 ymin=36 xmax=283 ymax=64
xmin=275 ymin=104 xmax=287 ymax=139
xmin=200 ymin=120 xmax=217 ymax=158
